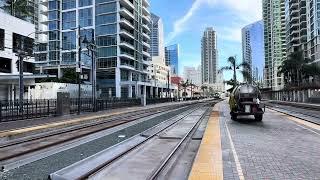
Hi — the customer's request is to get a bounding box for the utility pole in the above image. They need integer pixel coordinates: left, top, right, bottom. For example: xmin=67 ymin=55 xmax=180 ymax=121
xmin=18 ymin=52 xmax=24 ymax=113
xmin=77 ymin=25 xmax=82 ymax=115
xmin=91 ymin=30 xmax=96 ymax=112
xmin=167 ymin=70 xmax=170 ymax=98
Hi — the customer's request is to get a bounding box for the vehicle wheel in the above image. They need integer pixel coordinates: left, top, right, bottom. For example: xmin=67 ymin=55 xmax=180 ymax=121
xmin=231 ymin=113 xmax=237 ymax=120
xmin=255 ymin=115 xmax=263 ymax=121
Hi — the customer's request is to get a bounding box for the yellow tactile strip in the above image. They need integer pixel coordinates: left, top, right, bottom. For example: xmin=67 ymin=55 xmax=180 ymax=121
xmin=189 ymin=105 xmax=223 ymax=180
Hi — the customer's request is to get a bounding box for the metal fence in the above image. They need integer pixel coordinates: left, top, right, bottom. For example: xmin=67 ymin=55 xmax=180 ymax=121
xmin=0 ymin=97 xmax=178 ymax=122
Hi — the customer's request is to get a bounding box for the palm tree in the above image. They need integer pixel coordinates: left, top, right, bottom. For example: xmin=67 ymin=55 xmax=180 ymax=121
xmin=219 ymin=56 xmax=251 ymax=87
xmin=1 ymin=0 xmax=34 ymax=20
xmin=278 ymin=50 xmax=317 ymax=87
xmin=200 ymin=85 xmax=208 ymax=97
xmin=181 ymin=80 xmax=190 ymax=99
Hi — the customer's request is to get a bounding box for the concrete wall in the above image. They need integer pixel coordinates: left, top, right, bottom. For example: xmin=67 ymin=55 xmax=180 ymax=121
xmin=30 ymin=82 xmax=93 ymax=99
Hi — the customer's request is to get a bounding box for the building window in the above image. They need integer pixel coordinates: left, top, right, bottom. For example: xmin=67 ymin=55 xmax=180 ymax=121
xmin=12 ymin=33 xmax=34 ymax=55
xmin=0 ymin=57 xmax=11 ymax=73
xmin=49 ymin=21 xmax=59 ymax=30
xmin=97 ymin=57 xmax=117 ymax=68
xmin=62 ymin=31 xmax=76 ymax=50
xmin=62 ymin=52 xmax=76 ymax=64
xmin=95 ymin=2 xmax=117 ymax=14
xmin=48 ymin=11 xmax=59 ymax=20
xmin=79 ymin=0 xmax=92 ymax=7
xmin=35 ymin=53 xmax=47 ymax=62
xmin=0 ymin=28 xmax=4 ymax=50
xmin=96 ymin=24 xmax=117 ymax=35
xmin=49 ymin=41 xmax=60 ymax=50
xmin=79 ymin=8 xmax=93 ymax=27
xmin=49 ymin=0 xmax=59 ymax=10
xmin=49 ymin=31 xmax=60 ymax=40
xmin=96 ymin=35 xmax=117 ymax=46
xmin=96 ymin=13 xmax=116 ymax=25
xmin=62 ymin=11 xmax=76 ymax=30
xmin=62 ymin=0 xmax=76 ymax=10
xmin=97 ymin=47 xmax=117 ymax=57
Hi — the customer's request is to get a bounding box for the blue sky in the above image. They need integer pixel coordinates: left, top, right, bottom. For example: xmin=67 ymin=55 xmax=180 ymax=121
xmin=150 ymin=0 xmax=262 ymax=81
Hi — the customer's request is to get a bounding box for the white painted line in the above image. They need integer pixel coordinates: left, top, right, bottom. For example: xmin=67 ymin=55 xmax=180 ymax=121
xmin=224 ymin=121 xmax=245 ymax=180
xmin=288 ymin=120 xmax=320 ymax=136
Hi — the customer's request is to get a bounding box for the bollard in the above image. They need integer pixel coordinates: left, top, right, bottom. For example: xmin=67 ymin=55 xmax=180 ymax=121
xmin=56 ymin=92 xmax=70 ymax=116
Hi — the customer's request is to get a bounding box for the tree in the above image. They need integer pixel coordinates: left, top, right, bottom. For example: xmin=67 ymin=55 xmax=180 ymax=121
xmin=278 ymin=50 xmax=320 ymax=87
xmin=200 ymin=85 xmax=208 ymax=97
xmin=1 ymin=0 xmax=34 ymax=20
xmin=180 ymin=80 xmax=190 ymax=99
xmin=219 ymin=56 xmax=251 ymax=87
xmin=60 ymin=68 xmax=78 ymax=84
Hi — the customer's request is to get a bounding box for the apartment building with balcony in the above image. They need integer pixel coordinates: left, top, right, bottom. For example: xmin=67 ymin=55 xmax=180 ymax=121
xmin=306 ymin=0 xmax=320 ymax=64
xmin=285 ymin=0 xmax=307 ymax=55
xmin=263 ymin=0 xmax=286 ymax=90
xmin=34 ymin=0 xmax=173 ymax=98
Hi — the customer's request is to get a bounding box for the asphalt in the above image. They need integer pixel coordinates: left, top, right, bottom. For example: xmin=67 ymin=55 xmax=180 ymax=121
xmin=0 ymin=105 xmax=196 ymax=180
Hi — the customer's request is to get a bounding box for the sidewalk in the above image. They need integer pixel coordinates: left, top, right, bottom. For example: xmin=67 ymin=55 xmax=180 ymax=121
xmin=263 ymin=99 xmax=320 ymax=110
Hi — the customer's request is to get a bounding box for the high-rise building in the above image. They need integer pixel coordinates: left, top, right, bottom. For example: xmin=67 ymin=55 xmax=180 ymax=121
xmin=306 ymin=0 xmax=320 ymax=64
xmin=242 ymin=20 xmax=265 ymax=83
xmin=165 ymin=44 xmax=179 ymax=75
xmin=201 ymin=27 xmax=218 ymax=84
xmin=149 ymin=13 xmax=165 ymax=61
xmin=35 ymin=0 xmax=152 ymax=98
xmin=183 ymin=66 xmax=201 ymax=86
xmin=285 ymin=0 xmax=307 ymax=56
xmin=263 ymin=0 xmax=286 ymax=90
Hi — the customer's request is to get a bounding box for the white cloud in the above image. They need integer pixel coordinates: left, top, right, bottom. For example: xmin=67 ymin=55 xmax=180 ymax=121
xmin=165 ymin=0 xmax=262 ymax=44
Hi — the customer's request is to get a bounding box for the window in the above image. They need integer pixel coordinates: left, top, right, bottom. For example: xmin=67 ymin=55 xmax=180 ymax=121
xmin=96 ymin=13 xmax=116 ymax=25
xmin=96 ymin=36 xmax=117 ymax=46
xmin=49 ymin=51 xmax=60 ymax=60
xmin=0 ymin=28 xmax=4 ymax=50
xmin=62 ymin=11 xmax=76 ymax=29
xmin=49 ymin=31 xmax=60 ymax=40
xmin=79 ymin=8 xmax=93 ymax=27
xmin=79 ymin=0 xmax=92 ymax=7
xmin=96 ymin=24 xmax=117 ymax=35
xmin=12 ymin=33 xmax=34 ymax=55
xmin=62 ymin=0 xmax=76 ymax=10
xmin=49 ymin=21 xmax=59 ymax=30
xmin=62 ymin=52 xmax=76 ymax=64
xmin=49 ymin=0 xmax=59 ymax=10
xmin=0 ymin=57 xmax=11 ymax=73
xmin=97 ymin=47 xmax=117 ymax=57
xmin=80 ymin=29 xmax=94 ymax=48
xmin=97 ymin=57 xmax=117 ymax=68
xmin=62 ymin=31 xmax=76 ymax=50
xmin=48 ymin=11 xmax=59 ymax=20
xmin=35 ymin=53 xmax=47 ymax=62
xmin=49 ymin=41 xmax=60 ymax=50
xmin=96 ymin=2 xmax=117 ymax=14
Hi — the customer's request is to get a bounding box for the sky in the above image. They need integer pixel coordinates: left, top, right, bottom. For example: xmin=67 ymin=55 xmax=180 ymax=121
xmin=150 ymin=0 xmax=262 ymax=81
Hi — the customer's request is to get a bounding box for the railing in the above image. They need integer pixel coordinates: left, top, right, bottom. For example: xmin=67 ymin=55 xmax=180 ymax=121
xmin=0 ymin=97 xmax=204 ymax=122
xmin=0 ymin=99 xmax=57 ymax=122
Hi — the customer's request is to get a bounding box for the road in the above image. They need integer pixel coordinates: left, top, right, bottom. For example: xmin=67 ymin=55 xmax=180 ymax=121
xmin=218 ymin=101 xmax=320 ymax=179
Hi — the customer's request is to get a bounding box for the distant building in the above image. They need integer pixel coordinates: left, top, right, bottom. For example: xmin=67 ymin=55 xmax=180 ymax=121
xmin=165 ymin=44 xmax=179 ymax=75
xmin=149 ymin=13 xmax=165 ymax=61
xmin=183 ymin=66 xmax=201 ymax=86
xmin=201 ymin=27 xmax=218 ymax=84
xmin=242 ymin=20 xmax=265 ymax=83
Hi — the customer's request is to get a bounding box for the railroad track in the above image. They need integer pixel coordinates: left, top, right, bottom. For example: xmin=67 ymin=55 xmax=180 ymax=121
xmin=50 ymin=101 xmax=216 ymax=180
xmin=0 ymin=103 xmax=197 ymax=169
xmin=266 ymin=104 xmax=320 ymax=126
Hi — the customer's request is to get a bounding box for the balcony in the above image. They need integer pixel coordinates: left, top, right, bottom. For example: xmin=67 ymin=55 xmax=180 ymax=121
xmin=120 ymin=0 xmax=134 ymax=10
xmin=120 ymin=41 xmax=135 ymax=50
xmin=120 ymin=51 xmax=135 ymax=60
xmin=120 ymin=18 xmax=134 ymax=30
xmin=119 ymin=8 xmax=134 ymax=20
xmin=119 ymin=29 xmax=135 ymax=40
xmin=142 ymin=32 xmax=150 ymax=41
xmin=142 ymin=24 xmax=151 ymax=33
xmin=143 ymin=51 xmax=150 ymax=58
xmin=142 ymin=0 xmax=150 ymax=7
xmin=142 ymin=15 xmax=151 ymax=22
xmin=142 ymin=41 xmax=150 ymax=48
xmin=142 ymin=6 xmax=150 ymax=16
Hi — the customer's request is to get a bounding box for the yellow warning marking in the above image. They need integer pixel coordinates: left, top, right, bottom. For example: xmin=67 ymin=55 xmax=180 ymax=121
xmin=189 ymin=104 xmax=223 ymax=180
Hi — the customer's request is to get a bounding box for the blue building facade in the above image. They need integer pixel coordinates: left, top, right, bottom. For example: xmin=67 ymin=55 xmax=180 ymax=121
xmin=165 ymin=44 xmax=179 ymax=75
xmin=242 ymin=21 xmax=265 ymax=83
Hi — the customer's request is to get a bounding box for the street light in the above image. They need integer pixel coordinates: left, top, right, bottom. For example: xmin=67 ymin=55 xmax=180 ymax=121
xmin=82 ymin=31 xmax=97 ymax=112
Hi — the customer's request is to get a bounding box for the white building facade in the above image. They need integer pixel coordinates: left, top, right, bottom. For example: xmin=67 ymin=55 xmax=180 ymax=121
xmin=183 ymin=66 xmax=201 ymax=86
xmin=0 ymin=11 xmax=48 ymax=100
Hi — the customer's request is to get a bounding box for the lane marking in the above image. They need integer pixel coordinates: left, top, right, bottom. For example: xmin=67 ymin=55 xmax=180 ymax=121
xmin=268 ymin=108 xmax=320 ymax=136
xmin=224 ymin=120 xmax=245 ymax=180
xmin=189 ymin=104 xmax=223 ymax=180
